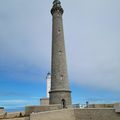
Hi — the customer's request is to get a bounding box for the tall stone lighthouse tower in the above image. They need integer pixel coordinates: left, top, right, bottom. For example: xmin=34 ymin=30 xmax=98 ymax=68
xmin=49 ymin=0 xmax=72 ymax=107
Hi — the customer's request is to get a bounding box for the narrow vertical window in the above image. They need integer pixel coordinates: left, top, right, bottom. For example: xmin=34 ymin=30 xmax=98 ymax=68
xmin=57 ymin=29 xmax=61 ymax=34
xmin=60 ymin=75 xmax=63 ymax=80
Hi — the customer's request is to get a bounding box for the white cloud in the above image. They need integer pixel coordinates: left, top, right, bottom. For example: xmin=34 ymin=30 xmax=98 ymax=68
xmin=64 ymin=0 xmax=120 ymax=91
xmin=0 ymin=99 xmax=39 ymax=109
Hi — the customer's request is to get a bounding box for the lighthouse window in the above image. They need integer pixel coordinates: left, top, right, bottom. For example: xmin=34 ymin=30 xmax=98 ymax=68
xmin=60 ymin=75 xmax=63 ymax=80
xmin=57 ymin=29 xmax=61 ymax=34
xmin=59 ymin=51 xmax=62 ymax=55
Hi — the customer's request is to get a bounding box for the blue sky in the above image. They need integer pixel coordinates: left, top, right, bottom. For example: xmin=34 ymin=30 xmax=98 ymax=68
xmin=0 ymin=0 xmax=120 ymax=110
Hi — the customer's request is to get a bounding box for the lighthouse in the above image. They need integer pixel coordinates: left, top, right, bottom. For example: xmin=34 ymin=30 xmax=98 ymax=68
xmin=49 ymin=0 xmax=72 ymax=107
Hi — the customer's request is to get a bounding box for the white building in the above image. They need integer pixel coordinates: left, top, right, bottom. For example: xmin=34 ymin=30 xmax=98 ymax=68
xmin=46 ymin=73 xmax=51 ymax=98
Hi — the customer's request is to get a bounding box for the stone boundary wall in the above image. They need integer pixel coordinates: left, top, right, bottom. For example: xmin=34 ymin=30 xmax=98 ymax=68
xmin=0 ymin=112 xmax=29 ymax=120
xmin=30 ymin=108 xmax=120 ymax=120
xmin=74 ymin=108 xmax=120 ymax=120
xmin=88 ymin=104 xmax=114 ymax=108
xmin=25 ymin=104 xmax=62 ymax=115
xmin=30 ymin=109 xmax=75 ymax=120
xmin=1 ymin=104 xmax=120 ymax=120
xmin=2 ymin=117 xmax=29 ymax=120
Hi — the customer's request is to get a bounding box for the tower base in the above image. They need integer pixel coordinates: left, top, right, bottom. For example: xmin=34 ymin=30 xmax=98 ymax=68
xmin=49 ymin=90 xmax=71 ymax=107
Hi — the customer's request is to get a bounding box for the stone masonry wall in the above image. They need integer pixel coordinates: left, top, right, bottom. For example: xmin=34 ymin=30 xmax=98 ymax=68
xmin=1 ymin=108 xmax=120 ymax=120
xmin=2 ymin=117 xmax=29 ymax=120
xmin=30 ymin=108 xmax=120 ymax=120
xmin=25 ymin=104 xmax=62 ymax=115
xmin=74 ymin=108 xmax=120 ymax=120
xmin=0 ymin=112 xmax=29 ymax=120
xmin=30 ymin=109 xmax=75 ymax=120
